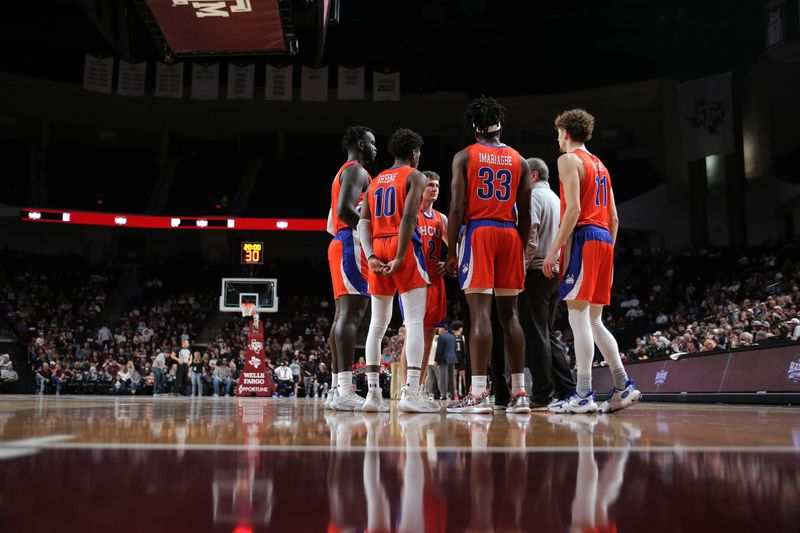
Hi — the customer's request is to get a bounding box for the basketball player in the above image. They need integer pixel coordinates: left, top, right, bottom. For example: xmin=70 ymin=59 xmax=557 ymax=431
xmin=542 ymin=109 xmax=640 ymax=413
xmin=398 ymin=171 xmax=448 ymax=397
xmin=327 ymin=126 xmax=376 ymax=410
xmin=444 ymin=96 xmax=532 ymax=414
xmin=358 ymin=128 xmax=439 ymax=413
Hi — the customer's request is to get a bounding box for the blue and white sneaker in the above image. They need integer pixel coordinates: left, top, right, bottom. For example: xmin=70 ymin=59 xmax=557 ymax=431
xmin=597 ymin=379 xmax=641 ymax=414
xmin=547 ymin=390 xmax=597 ymax=414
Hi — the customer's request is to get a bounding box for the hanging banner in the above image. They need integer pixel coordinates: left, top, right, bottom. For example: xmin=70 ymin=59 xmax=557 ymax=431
xmin=117 ymin=60 xmax=147 ymax=97
xmin=227 ymin=63 xmax=255 ymax=100
xmin=191 ymin=63 xmax=220 ymax=100
xmin=373 ymin=71 xmax=400 ymax=102
xmin=144 ymin=0 xmax=286 ymax=54
xmin=337 ymin=65 xmax=365 ymax=101
xmin=300 ymin=66 xmax=328 ymax=102
xmin=83 ymin=54 xmax=114 ymax=94
xmin=265 ymin=65 xmax=293 ymax=101
xmin=677 ymin=72 xmax=734 ymax=161
xmin=155 ymin=62 xmax=184 ymax=98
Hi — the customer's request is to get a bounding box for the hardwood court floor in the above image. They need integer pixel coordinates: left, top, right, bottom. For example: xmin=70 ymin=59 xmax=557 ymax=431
xmin=1 ymin=396 xmax=799 ymax=532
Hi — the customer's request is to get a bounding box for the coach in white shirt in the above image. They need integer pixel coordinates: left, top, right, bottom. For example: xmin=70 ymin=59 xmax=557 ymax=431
xmin=518 ymin=158 xmax=577 ymax=407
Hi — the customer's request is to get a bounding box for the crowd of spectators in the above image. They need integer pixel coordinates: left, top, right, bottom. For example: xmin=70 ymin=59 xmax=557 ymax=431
xmin=598 ymin=247 xmax=800 ymax=362
xmin=5 ymin=246 xmax=800 ymax=395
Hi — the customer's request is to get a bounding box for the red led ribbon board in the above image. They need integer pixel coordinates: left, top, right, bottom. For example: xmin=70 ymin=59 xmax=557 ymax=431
xmin=145 ymin=0 xmax=286 ymax=53
xmin=237 ymin=323 xmax=275 ymax=396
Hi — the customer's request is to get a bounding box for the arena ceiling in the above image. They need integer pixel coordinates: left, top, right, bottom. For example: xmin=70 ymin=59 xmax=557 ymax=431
xmin=0 ymin=0 xmax=765 ymax=95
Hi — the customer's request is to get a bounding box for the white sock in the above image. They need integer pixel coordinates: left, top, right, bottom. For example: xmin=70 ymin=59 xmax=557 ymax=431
xmin=367 ymin=371 xmax=379 ymax=389
xmin=511 ymin=373 xmax=525 ymax=395
xmin=406 ymin=368 xmax=421 ymax=394
xmin=471 ymin=375 xmax=487 ymax=396
xmin=338 ymin=371 xmax=352 ymax=395
xmin=568 ymin=304 xmax=594 ymax=395
xmin=331 ymin=373 xmax=339 ymax=390
xmin=589 ymin=304 xmax=628 ymax=389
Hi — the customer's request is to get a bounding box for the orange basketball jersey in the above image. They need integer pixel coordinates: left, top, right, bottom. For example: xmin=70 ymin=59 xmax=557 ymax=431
xmin=330 ymin=161 xmax=370 ymax=234
xmin=560 ymin=148 xmax=612 ymax=231
xmin=418 ymin=208 xmax=445 ymax=279
xmin=367 ymin=165 xmax=415 ymax=237
xmin=465 ymin=143 xmax=522 ymax=222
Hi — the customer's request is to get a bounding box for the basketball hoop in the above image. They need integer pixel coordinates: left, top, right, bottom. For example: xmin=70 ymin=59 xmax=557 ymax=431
xmin=240 ymin=302 xmax=260 ymax=330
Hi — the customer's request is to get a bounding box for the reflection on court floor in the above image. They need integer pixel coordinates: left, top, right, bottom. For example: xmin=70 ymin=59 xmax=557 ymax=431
xmin=0 ymin=396 xmax=799 ymax=532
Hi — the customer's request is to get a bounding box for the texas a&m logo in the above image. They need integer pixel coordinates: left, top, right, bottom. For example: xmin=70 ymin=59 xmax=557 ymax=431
xmin=249 ymin=339 xmax=263 ymax=354
xmin=172 ymin=0 xmax=252 ymax=18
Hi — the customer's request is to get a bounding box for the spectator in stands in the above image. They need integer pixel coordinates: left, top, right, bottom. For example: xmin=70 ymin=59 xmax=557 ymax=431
xmin=213 ymin=360 xmax=234 ymax=397
xmin=35 ymin=362 xmax=51 ymax=394
xmin=275 ymin=359 xmax=295 ymax=398
xmin=190 ymin=351 xmax=204 ymax=396
xmin=789 ymin=318 xmax=800 ymax=340
xmin=302 ymin=355 xmax=317 ymax=397
xmin=153 ymin=350 xmax=167 ymax=396
xmin=51 ymin=363 xmax=66 ymax=395
xmin=315 ymin=362 xmax=331 ymax=397
xmin=290 ymin=358 xmax=302 ymax=392
xmin=98 ymin=325 xmax=112 ymax=350
xmin=738 ymin=332 xmax=754 ymax=346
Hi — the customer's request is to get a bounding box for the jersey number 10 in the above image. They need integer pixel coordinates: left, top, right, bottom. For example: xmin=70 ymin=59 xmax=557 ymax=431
xmin=374 ymin=186 xmax=397 ymax=217
xmin=594 ymin=175 xmax=608 ymax=207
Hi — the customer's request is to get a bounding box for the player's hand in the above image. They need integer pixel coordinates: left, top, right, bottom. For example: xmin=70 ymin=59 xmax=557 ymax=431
xmin=435 ymin=261 xmax=446 ymax=276
xmin=384 ymin=258 xmax=402 ymax=275
xmin=542 ymin=250 xmax=559 ymax=279
xmin=444 ymin=256 xmax=459 ymax=277
xmin=368 ymin=256 xmax=386 ymax=274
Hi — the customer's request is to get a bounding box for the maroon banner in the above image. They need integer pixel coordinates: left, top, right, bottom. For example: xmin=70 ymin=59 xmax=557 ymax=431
xmin=237 ymin=322 xmax=275 ymax=396
xmin=146 ymin=0 xmax=285 ymax=53
xmin=593 ymin=344 xmax=800 ymax=394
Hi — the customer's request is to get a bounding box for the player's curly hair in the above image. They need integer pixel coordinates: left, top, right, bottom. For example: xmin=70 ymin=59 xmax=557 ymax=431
xmin=387 ymin=128 xmax=424 ymax=160
xmin=463 ymin=95 xmax=506 ymax=134
xmin=341 ymin=126 xmax=374 ymax=153
xmin=422 ymin=171 xmax=440 ymax=181
xmin=554 ymin=109 xmax=595 ymax=143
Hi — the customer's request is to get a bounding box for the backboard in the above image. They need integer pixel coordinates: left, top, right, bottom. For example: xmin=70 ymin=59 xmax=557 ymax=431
xmin=219 ymin=278 xmax=278 ymax=313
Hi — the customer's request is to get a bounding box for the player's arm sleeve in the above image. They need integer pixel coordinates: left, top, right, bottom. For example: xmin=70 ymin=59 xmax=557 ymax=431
xmin=357 ymin=218 xmax=375 ymax=260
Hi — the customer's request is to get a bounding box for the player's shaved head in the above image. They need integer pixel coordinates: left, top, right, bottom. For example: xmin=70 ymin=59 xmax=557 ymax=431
xmin=526 ymin=158 xmax=549 ymax=181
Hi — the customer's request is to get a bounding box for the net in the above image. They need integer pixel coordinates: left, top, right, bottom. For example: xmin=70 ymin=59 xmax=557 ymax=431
xmin=240 ymin=302 xmax=256 ymax=318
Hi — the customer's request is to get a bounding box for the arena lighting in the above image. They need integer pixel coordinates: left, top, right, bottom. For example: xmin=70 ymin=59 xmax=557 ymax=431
xmin=20 ymin=208 xmax=326 ymax=232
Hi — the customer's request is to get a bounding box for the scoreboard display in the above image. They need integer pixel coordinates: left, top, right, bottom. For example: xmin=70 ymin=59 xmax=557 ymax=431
xmin=240 ymin=242 xmax=264 ymax=265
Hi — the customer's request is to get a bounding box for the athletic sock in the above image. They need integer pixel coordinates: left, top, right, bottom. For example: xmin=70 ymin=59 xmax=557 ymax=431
xmin=338 ymin=371 xmax=353 ymax=395
xmin=331 ymin=373 xmax=339 ymax=391
xmin=612 ymin=367 xmax=629 ymax=391
xmin=576 ymin=372 xmax=592 ymax=397
xmin=367 ymin=371 xmax=380 ymax=389
xmin=511 ymin=373 xmax=525 ymax=395
xmin=471 ymin=375 xmax=487 ymax=396
xmin=406 ymin=368 xmax=421 ymax=395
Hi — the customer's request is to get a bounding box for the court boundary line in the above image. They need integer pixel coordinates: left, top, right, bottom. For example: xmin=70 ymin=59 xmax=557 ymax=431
xmin=1 ymin=440 xmax=798 ymax=454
